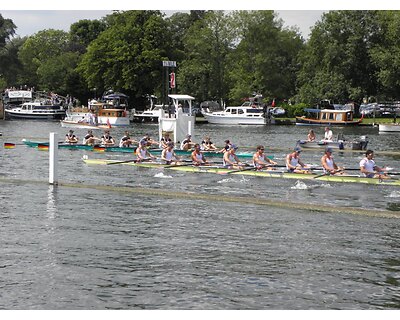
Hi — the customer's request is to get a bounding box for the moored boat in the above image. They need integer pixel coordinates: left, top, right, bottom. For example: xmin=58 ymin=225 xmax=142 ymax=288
xmin=297 ymin=135 xmax=368 ymax=150
xmin=82 ymin=157 xmax=400 ymax=186
xmin=379 ymin=123 xmax=400 ymax=133
xmin=5 ymin=101 xmax=66 ymax=120
xmin=201 ymin=94 xmax=267 ymax=125
xmin=296 ymin=109 xmax=362 ymax=126
xmin=202 ymin=101 xmax=266 ymax=125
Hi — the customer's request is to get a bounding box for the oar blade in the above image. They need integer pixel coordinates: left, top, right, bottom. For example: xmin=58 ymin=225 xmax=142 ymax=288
xmin=4 ymin=143 xmax=16 ymax=149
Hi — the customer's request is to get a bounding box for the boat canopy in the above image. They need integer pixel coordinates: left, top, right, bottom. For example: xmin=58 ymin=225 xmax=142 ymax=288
xmin=304 ymin=108 xmax=321 ymax=113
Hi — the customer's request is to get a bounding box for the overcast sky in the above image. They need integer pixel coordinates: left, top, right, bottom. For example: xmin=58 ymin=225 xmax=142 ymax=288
xmin=1 ymin=0 xmax=396 ymax=40
xmin=0 ymin=10 xmax=325 ymax=40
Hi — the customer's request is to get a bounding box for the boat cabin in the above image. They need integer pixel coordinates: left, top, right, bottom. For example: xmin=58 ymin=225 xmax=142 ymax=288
xmin=304 ymin=109 xmax=354 ymax=121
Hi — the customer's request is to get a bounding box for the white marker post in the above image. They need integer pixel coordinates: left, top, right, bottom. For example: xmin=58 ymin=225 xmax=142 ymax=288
xmin=188 ymin=120 xmax=192 ymax=136
xmin=49 ymin=132 xmax=58 ymax=185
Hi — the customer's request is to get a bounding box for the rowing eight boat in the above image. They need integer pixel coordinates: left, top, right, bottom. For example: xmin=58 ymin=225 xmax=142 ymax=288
xmin=22 ymin=139 xmax=255 ymax=158
xmin=82 ymin=158 xmax=400 ymax=186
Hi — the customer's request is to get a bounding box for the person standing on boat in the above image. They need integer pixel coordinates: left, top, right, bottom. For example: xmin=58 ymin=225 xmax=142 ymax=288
xmin=223 ymin=144 xmax=244 ymax=169
xmin=201 ymin=136 xmax=217 ymax=151
xmin=359 ymin=150 xmax=388 ymax=179
xmin=65 ymin=130 xmax=78 ymax=144
xmin=101 ymin=130 xmax=115 ymax=147
xmin=323 ymin=127 xmax=333 ymax=142
xmin=307 ymin=129 xmax=316 ymax=142
xmin=181 ymin=134 xmax=195 ymax=151
xmin=119 ymin=131 xmax=137 ymax=148
xmin=253 ymin=145 xmax=277 ymax=170
xmin=286 ymin=147 xmax=310 ymax=173
xmin=83 ymin=129 xmax=100 ymax=146
xmin=321 ymin=147 xmax=343 ymax=174
xmin=136 ymin=140 xmax=156 ymax=162
xmin=161 ymin=142 xmax=182 ymax=165
xmin=191 ymin=143 xmax=208 ymax=166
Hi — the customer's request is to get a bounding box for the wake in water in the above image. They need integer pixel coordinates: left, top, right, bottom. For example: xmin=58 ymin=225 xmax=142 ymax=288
xmin=386 ymin=190 xmax=400 ymax=198
xmin=217 ymin=176 xmax=250 ymax=184
xmin=290 ymin=180 xmax=334 ymax=190
xmin=154 ymin=172 xmax=173 ymax=179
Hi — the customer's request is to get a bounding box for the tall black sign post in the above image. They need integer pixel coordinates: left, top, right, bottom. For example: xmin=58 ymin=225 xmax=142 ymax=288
xmin=162 ymin=60 xmax=176 ymax=107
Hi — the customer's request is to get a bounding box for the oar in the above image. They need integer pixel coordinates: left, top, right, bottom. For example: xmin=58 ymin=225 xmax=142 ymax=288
xmin=225 ymin=165 xmax=257 ymax=175
xmin=106 ymin=158 xmax=151 ymax=165
xmin=313 ymin=169 xmax=344 ymax=179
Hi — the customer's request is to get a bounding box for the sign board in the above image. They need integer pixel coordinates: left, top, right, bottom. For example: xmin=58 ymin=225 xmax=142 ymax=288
xmin=170 ymin=72 xmax=176 ymax=89
xmin=162 ymin=61 xmax=176 ymax=67
xmin=7 ymin=90 xmax=32 ymax=99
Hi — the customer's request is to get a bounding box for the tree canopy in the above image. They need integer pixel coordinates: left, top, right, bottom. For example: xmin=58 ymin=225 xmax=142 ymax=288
xmin=2 ymin=10 xmax=400 ymax=109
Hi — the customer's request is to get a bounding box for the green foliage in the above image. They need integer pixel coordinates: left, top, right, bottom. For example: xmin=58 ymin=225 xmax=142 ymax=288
xmin=296 ymin=11 xmax=381 ymax=104
xmin=78 ymin=10 xmax=169 ymax=103
xmin=286 ymin=103 xmax=308 ymax=117
xmin=69 ymin=18 xmax=107 ymax=52
xmin=18 ymin=29 xmax=71 ymax=86
xmin=178 ymin=11 xmax=234 ymax=102
xmin=226 ymin=10 xmax=304 ymax=105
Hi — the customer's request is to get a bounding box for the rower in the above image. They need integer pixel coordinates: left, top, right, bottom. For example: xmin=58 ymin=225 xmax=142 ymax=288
xmin=83 ymin=129 xmax=100 ymax=146
xmin=360 ymin=149 xmax=389 ymax=179
xmin=218 ymin=139 xmax=232 ymax=153
xmin=136 ymin=140 xmax=156 ymax=162
xmin=65 ymin=129 xmax=78 ymax=144
xmin=286 ymin=147 xmax=309 ymax=173
xmin=119 ymin=131 xmax=137 ymax=148
xmin=321 ymin=147 xmax=343 ymax=174
xmin=139 ymin=133 xmax=158 ymax=148
xmin=161 ymin=142 xmax=182 ymax=165
xmin=159 ymin=132 xmax=173 ymax=149
xmin=223 ymin=144 xmax=244 ymax=169
xmin=181 ymin=134 xmax=195 ymax=151
xmin=253 ymin=145 xmax=277 ymax=170
xmin=201 ymin=136 xmax=217 ymax=151
xmin=191 ymin=143 xmax=208 ymax=166
xmin=101 ymin=129 xmax=115 ymax=147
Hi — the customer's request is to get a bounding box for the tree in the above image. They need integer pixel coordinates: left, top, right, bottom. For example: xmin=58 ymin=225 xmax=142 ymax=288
xmin=0 ymin=14 xmax=17 ymax=88
xmin=226 ymin=11 xmax=304 ymax=104
xmin=296 ymin=10 xmax=381 ymax=104
xmin=69 ymin=18 xmax=107 ymax=53
xmin=78 ymin=10 xmax=170 ymax=105
xmin=177 ymin=11 xmax=234 ymax=102
xmin=18 ymin=29 xmax=71 ymax=87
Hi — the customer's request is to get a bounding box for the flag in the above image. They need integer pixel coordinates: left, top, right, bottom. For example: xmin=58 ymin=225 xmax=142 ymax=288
xmin=107 ymin=118 xmax=112 ymax=128
xmin=272 ymin=99 xmax=276 ymax=107
xmin=37 ymin=144 xmax=49 ymax=151
xmin=170 ymin=72 xmax=175 ymax=89
xmin=94 ymin=146 xmax=105 ymax=152
xmin=4 ymin=143 xmax=16 ymax=149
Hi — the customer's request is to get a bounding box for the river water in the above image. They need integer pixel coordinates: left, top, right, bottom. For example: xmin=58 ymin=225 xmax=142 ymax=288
xmin=0 ymin=119 xmax=399 ymax=309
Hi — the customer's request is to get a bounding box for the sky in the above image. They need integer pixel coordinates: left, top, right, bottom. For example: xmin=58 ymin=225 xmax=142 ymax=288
xmin=0 ymin=10 xmax=325 ymax=40
xmin=1 ymin=1 xmax=398 ymax=40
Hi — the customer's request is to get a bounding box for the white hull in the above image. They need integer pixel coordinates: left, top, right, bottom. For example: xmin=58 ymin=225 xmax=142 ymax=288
xmin=202 ymin=112 xmax=265 ymax=125
xmin=60 ymin=120 xmax=106 ymax=130
xmin=379 ymin=124 xmax=400 ymax=132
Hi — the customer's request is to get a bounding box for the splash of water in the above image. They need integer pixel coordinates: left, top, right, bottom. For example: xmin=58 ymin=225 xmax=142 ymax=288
xmin=154 ymin=172 xmax=172 ymax=179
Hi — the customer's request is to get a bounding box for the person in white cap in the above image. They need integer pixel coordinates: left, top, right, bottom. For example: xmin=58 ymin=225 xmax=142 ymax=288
xmin=321 ymin=147 xmax=343 ymax=174
xmin=223 ymin=144 xmax=245 ymax=169
xmin=286 ymin=147 xmax=309 ymax=173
